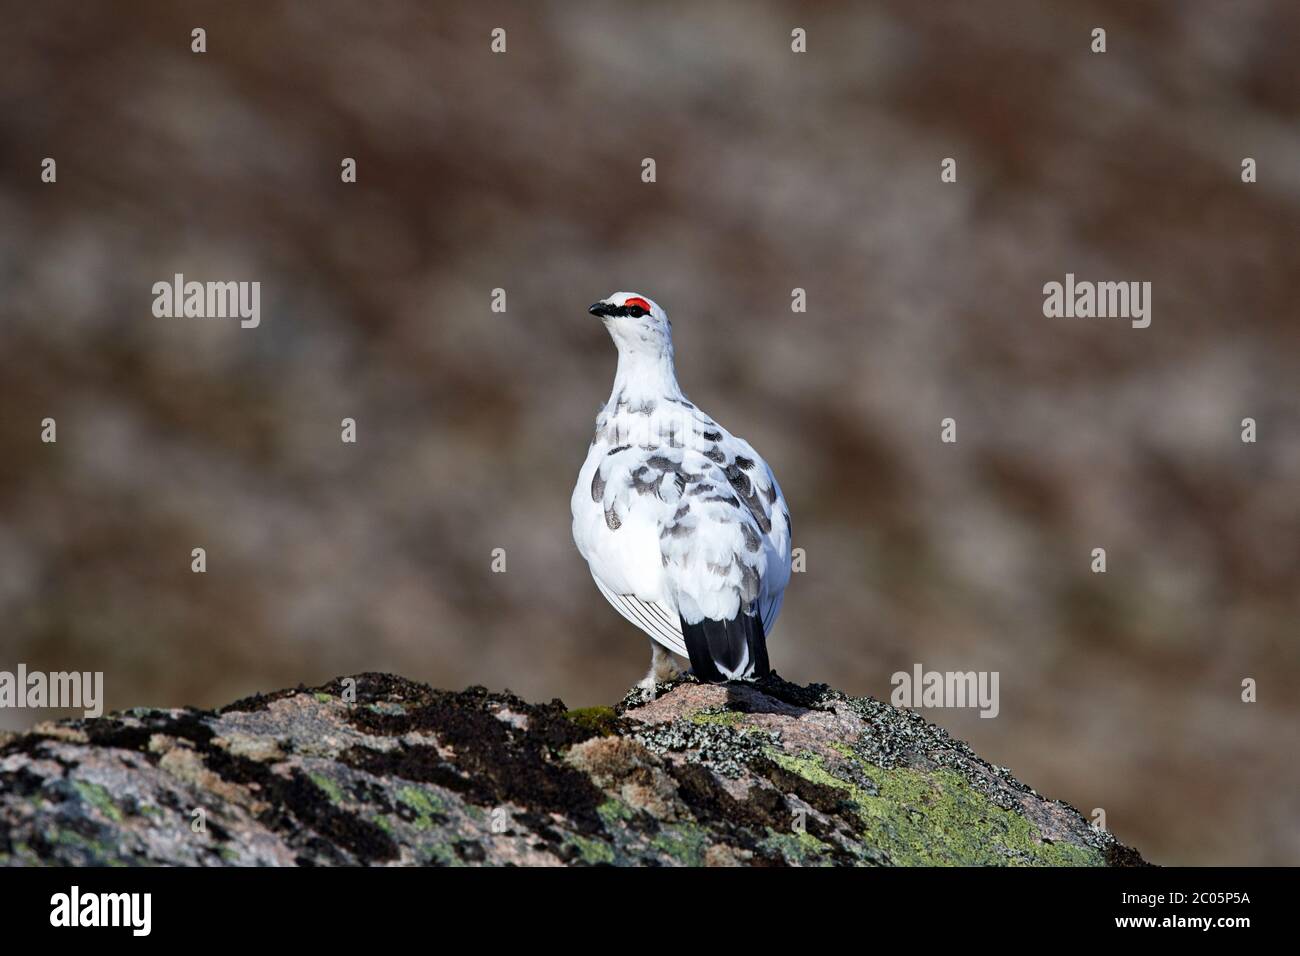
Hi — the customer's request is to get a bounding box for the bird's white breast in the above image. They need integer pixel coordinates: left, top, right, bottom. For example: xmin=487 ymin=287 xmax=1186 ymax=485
xmin=571 ymin=443 xmax=670 ymax=602
xmin=572 ymin=394 xmax=791 ymax=646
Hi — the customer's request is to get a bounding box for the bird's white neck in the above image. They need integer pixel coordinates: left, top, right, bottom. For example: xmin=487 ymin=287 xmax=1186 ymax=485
xmin=609 ymin=347 xmax=685 ymax=405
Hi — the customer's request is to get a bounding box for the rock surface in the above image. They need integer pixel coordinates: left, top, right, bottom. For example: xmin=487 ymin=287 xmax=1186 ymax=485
xmin=0 ymin=673 xmax=1147 ymax=866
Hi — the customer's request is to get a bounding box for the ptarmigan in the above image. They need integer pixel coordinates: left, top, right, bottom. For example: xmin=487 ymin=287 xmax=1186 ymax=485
xmin=572 ymin=292 xmax=792 ymax=692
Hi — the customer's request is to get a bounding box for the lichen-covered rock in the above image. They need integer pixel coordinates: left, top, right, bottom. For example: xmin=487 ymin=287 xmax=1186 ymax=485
xmin=0 ymin=673 xmax=1147 ymax=866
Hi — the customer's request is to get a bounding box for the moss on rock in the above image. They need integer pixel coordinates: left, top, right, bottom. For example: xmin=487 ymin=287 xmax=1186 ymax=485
xmin=0 ymin=672 xmax=1147 ymax=867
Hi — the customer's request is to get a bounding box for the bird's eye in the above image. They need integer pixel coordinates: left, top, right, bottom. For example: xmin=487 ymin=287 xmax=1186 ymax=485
xmin=624 ymin=297 xmax=652 ymax=315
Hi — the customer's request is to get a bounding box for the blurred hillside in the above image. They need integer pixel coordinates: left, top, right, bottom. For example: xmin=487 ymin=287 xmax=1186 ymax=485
xmin=0 ymin=1 xmax=1297 ymax=864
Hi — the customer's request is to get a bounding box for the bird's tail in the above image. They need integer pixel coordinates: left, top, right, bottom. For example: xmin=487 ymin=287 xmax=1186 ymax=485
xmin=679 ymin=612 xmax=770 ymax=682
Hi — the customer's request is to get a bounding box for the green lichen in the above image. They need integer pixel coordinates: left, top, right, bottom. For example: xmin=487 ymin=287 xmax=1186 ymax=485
xmin=72 ymin=780 xmax=123 ymax=822
xmin=564 ymin=832 xmax=616 ymax=865
xmin=420 ymin=840 xmax=463 ymax=866
xmin=45 ymin=825 xmax=119 ymax=860
xmin=308 ymin=773 xmax=345 ymax=804
xmin=768 ymin=751 xmax=853 ymax=791
xmin=597 ymin=798 xmax=636 ymax=827
xmin=313 ymin=693 xmax=333 ymax=703
xmin=396 ymin=785 xmax=445 ymax=829
xmin=651 ymin=822 xmax=710 ymax=866
xmin=565 ymin=706 xmax=619 ymax=736
xmin=761 ymin=827 xmax=836 ymax=865
xmin=689 ymin=707 xmax=745 ymax=727
xmin=769 ymin=751 xmax=1105 ymax=867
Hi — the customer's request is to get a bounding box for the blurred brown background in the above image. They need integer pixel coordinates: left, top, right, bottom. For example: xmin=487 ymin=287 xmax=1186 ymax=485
xmin=1 ymin=1 xmax=1297 ymax=865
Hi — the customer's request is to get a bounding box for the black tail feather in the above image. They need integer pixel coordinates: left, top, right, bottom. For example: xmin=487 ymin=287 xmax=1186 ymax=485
xmin=679 ymin=612 xmax=770 ymax=682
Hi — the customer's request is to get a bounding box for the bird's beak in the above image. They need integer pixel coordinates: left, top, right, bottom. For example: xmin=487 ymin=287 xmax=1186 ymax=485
xmin=589 ymin=302 xmax=614 ymax=318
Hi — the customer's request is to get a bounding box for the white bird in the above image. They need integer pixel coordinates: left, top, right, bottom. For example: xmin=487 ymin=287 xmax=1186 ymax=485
xmin=571 ymin=292 xmax=792 ymax=692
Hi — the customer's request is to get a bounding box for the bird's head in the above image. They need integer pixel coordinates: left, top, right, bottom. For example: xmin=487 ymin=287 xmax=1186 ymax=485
xmin=589 ymin=292 xmax=673 ymax=358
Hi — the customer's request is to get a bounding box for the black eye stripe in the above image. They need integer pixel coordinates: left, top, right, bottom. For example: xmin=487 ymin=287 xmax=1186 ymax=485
xmin=607 ymin=305 xmax=648 ymax=318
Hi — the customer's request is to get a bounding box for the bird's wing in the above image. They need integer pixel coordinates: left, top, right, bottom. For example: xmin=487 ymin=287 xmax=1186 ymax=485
xmin=590 ymin=573 xmax=688 ymax=657
xmin=577 ymin=398 xmax=792 ymax=669
xmin=589 ymin=408 xmax=791 ymax=627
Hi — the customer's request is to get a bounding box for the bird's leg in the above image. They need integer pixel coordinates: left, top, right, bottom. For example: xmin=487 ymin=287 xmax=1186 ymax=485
xmin=652 ymin=641 xmax=682 ymax=682
xmin=638 ymin=641 xmax=681 ymax=695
